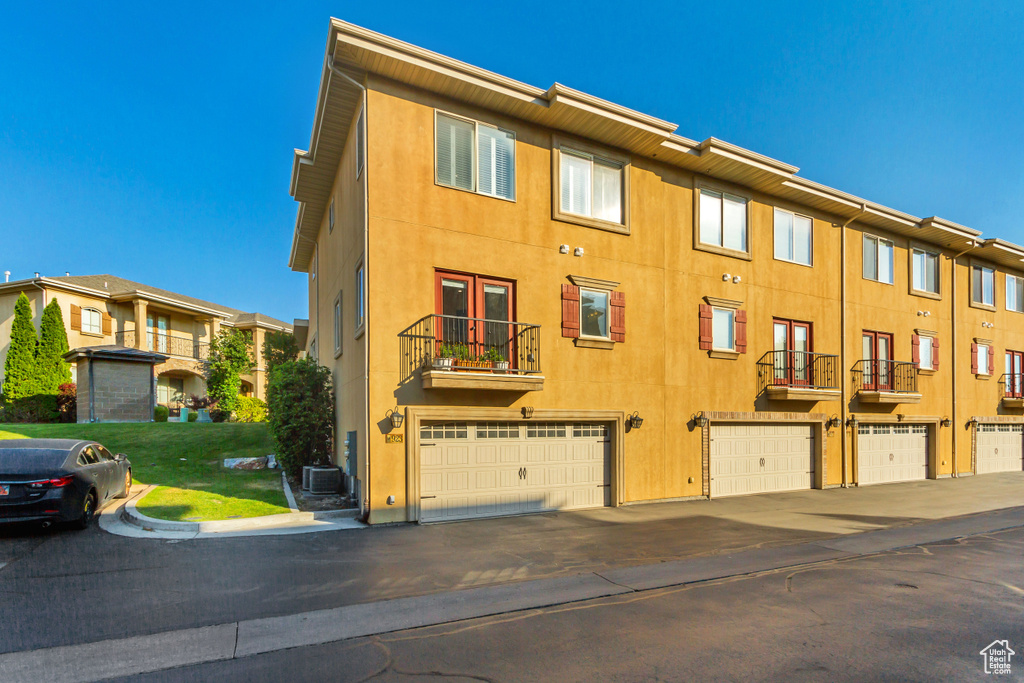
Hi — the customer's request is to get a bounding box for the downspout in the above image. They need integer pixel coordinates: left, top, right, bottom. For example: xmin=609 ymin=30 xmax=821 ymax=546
xmin=327 ymin=56 xmax=372 ymax=523
xmin=839 ymin=205 xmax=868 ymax=487
xmin=949 ymin=241 xmax=978 ymax=477
xmin=87 ymin=351 xmax=95 ymax=423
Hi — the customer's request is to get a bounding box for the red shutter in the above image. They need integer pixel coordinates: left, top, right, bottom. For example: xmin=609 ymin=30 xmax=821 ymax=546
xmin=70 ymin=304 xmax=81 ymax=332
xmin=609 ymin=291 xmax=625 ymax=343
xmin=911 ymin=334 xmax=920 ymax=365
xmin=735 ymin=309 xmax=747 ymax=354
xmin=561 ymin=285 xmax=580 ymax=338
xmin=932 ymin=337 xmax=940 ymax=370
xmin=101 ymin=312 xmax=112 ymax=336
xmin=989 ymin=345 xmax=995 ymax=375
xmin=698 ymin=305 xmax=713 ymax=350
xmin=971 ymin=342 xmax=978 ymax=374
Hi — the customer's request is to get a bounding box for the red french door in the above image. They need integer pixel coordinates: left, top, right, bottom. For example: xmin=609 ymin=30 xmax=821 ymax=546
xmin=773 ymin=319 xmax=812 ymax=386
xmin=1006 ymin=351 xmax=1024 ymax=397
xmin=862 ymin=331 xmax=894 ymax=391
xmin=435 ymin=271 xmax=515 ymax=362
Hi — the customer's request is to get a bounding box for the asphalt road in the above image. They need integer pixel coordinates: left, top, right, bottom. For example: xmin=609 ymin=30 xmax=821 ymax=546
xmin=109 ymin=527 xmax=1024 ymax=683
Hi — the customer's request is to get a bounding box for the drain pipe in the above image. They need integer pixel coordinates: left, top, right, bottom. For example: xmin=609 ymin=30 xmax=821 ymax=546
xmin=840 ymin=205 xmax=868 ymax=487
xmin=327 ymin=55 xmax=372 ymax=523
xmin=950 ymin=240 xmax=978 ymax=477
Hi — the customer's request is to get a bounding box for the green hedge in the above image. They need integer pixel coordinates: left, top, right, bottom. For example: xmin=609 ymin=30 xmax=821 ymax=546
xmin=234 ymin=396 xmax=268 ymax=423
xmin=154 ymin=406 xmax=169 ymax=422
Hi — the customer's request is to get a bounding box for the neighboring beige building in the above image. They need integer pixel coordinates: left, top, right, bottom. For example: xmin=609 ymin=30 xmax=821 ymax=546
xmin=291 ymin=20 xmax=1024 ymax=525
xmin=0 ymin=274 xmax=292 ymax=408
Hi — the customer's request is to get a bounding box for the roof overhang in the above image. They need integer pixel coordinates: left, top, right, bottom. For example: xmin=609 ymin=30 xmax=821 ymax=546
xmin=0 ymin=277 xmax=112 ymax=299
xmin=972 ymin=239 xmax=1024 ymax=273
xmin=107 ymin=290 xmax=231 ymax=318
xmin=64 ymin=345 xmax=168 ymax=364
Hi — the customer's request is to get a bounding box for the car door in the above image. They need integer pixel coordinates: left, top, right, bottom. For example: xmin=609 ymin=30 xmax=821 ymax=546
xmin=95 ymin=446 xmax=119 ymax=501
xmin=77 ymin=446 xmax=108 ymax=500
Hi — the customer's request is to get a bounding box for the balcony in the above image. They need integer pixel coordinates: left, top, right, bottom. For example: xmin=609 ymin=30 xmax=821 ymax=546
xmin=115 ymin=330 xmax=210 ymax=361
xmin=852 ymin=359 xmax=921 ymax=404
xmin=1000 ymin=373 xmax=1024 ymax=408
xmin=400 ymin=314 xmax=543 ymax=392
xmin=757 ymin=351 xmax=841 ymax=401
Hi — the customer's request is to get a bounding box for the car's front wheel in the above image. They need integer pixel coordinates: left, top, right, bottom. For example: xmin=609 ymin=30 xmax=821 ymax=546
xmin=71 ymin=491 xmax=97 ymax=530
xmin=115 ymin=470 xmax=132 ymax=499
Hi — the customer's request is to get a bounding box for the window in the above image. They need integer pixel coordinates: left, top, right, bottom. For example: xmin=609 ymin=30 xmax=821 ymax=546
xmin=333 ymin=292 xmax=342 ymax=356
xmin=309 ymin=336 xmax=317 ymax=363
xmin=911 ymin=248 xmax=939 ymax=295
xmin=712 ymin=308 xmax=735 ymax=351
xmin=978 ymin=344 xmax=990 ymax=375
xmin=561 ymin=278 xmax=624 ymax=345
xmin=698 ymin=301 xmax=745 ymax=355
xmin=863 ymin=234 xmax=894 ymax=284
xmin=1007 ymin=274 xmax=1024 ymax=312
xmin=355 ymin=262 xmax=365 ymax=334
xmin=328 ymin=200 xmax=335 ymax=233
xmin=526 ymin=423 xmax=566 ymax=438
xmin=559 ymin=148 xmax=622 ymax=223
xmin=437 ymin=271 xmax=515 ymax=360
xmin=146 ymin=314 xmax=169 ymax=353
xmin=435 ymin=111 xmax=515 ymax=200
xmin=773 ymin=209 xmax=812 ymax=265
xmin=917 ymin=335 xmax=934 ymax=371
xmin=1005 ymin=351 xmax=1023 ymax=397
xmin=356 ymin=108 xmax=365 ymax=179
xmin=699 ymin=189 xmax=748 ymax=253
xmin=862 ymin=330 xmax=893 ymax=391
xmin=972 ymin=264 xmax=995 ymax=306
xmin=580 ymin=289 xmax=609 ymax=339
xmin=974 ymin=342 xmax=992 ymax=376
xmin=82 ymin=308 xmax=102 ymax=335
xmin=772 ymin=319 xmax=812 ymax=386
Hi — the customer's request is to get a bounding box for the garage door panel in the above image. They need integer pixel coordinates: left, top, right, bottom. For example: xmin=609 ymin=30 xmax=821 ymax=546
xmin=857 ymin=424 xmax=927 ymax=485
xmin=711 ymin=424 xmax=814 ymax=498
xmin=976 ymin=424 xmax=1023 ymax=474
xmin=446 ymin=447 xmax=469 ymax=466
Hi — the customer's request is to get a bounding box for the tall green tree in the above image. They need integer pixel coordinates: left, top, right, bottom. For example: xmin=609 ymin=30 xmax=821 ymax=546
xmin=262 ymin=330 xmax=299 ymax=376
xmin=3 ymin=293 xmax=38 ymax=401
xmin=267 ymin=358 xmax=334 ymax=477
xmin=36 ymin=298 xmax=72 ymax=394
xmin=205 ymin=328 xmax=254 ymax=414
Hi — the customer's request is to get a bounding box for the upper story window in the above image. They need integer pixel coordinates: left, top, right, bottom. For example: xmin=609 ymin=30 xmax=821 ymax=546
xmin=552 ymin=138 xmax=629 ymax=234
xmin=698 ymin=189 xmax=748 ymax=255
xmin=972 ymin=263 xmax=995 ymax=307
xmin=435 ymin=111 xmax=515 ymax=201
xmin=333 ymin=292 xmax=342 ymax=357
xmin=561 ymin=277 xmax=625 ymax=346
xmin=579 ymin=289 xmax=609 ymax=340
xmin=911 ymin=247 xmax=939 ymax=295
xmin=81 ymin=308 xmax=102 ymax=335
xmin=773 ymin=208 xmax=812 ymax=266
xmin=698 ymin=299 xmax=747 ymax=357
xmin=863 ymin=234 xmax=894 ymax=284
xmin=1006 ymin=274 xmax=1024 ymax=313
xmin=356 ymin=108 xmax=365 ymax=179
xmin=355 ymin=261 xmax=365 ymax=335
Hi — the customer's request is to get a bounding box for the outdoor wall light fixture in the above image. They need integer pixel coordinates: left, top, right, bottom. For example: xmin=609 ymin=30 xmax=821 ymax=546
xmin=386 ymin=407 xmax=404 ymax=429
xmin=574 ymin=247 xmax=585 ymax=257
xmin=968 ymin=416 xmax=979 ymax=429
xmin=722 ymin=273 xmax=731 ymax=281
xmin=732 ymin=275 xmax=742 ymax=283
xmin=827 ymin=415 xmax=842 ymax=429
xmin=559 ymin=244 xmax=570 ymax=254
xmin=628 ymin=412 xmax=644 ymax=429
xmin=692 ymin=412 xmax=709 ymax=428
xmin=940 ymin=417 xmax=952 ymax=428
xmin=897 ymin=413 xmax=905 ymax=421
xmin=846 ymin=417 xmax=858 ymax=428
xmin=521 ymin=406 xmax=535 ymax=419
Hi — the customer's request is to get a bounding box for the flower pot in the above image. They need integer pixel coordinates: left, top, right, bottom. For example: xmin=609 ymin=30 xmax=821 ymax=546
xmin=454 ymin=360 xmax=493 ymax=371
xmin=196 ymin=408 xmax=212 ymax=423
xmin=432 ymin=357 xmax=454 ymax=371
xmin=494 ymin=361 xmax=510 ymax=373
xmin=308 ymin=466 xmax=342 ymax=495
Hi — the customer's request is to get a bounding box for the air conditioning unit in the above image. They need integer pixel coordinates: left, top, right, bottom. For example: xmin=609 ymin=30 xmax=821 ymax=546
xmin=302 ymin=466 xmax=312 ymax=491
xmin=308 ymin=466 xmax=341 ymax=495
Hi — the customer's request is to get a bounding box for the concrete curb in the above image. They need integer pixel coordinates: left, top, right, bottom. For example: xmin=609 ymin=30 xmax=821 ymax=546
xmin=119 ymin=485 xmax=360 ymax=536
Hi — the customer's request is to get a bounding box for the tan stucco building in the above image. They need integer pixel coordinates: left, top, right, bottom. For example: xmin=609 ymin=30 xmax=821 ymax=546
xmin=290 ymin=20 xmax=1024 ymax=525
xmin=0 ymin=274 xmax=292 ymax=408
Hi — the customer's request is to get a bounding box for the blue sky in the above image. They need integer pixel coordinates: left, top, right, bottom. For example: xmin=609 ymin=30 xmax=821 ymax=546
xmin=2 ymin=2 xmax=1022 ymax=322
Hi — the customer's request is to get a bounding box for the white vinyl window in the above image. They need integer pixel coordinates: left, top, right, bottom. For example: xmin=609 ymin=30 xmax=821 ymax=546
xmin=699 ymin=189 xmax=748 ymax=253
xmin=333 ymin=292 xmax=342 ymax=355
xmin=972 ymin=264 xmax=995 ymax=306
xmin=579 ymin=288 xmax=610 ymax=339
xmin=863 ymin=234 xmax=894 ymax=284
xmin=1006 ymin=274 xmax=1024 ymax=312
xmin=773 ymin=208 xmax=812 ymax=265
xmin=435 ymin=112 xmax=515 ymax=200
xmin=912 ymin=248 xmax=939 ymax=294
xmin=712 ymin=308 xmax=735 ymax=351
xmin=356 ymin=108 xmax=365 ymax=179
xmin=919 ymin=335 xmax=934 ymax=370
xmin=355 ymin=262 xmax=365 ymax=333
xmin=560 ymin=148 xmax=623 ymax=224
xmin=978 ymin=343 xmax=990 ymax=376
xmin=82 ymin=308 xmax=102 ymax=335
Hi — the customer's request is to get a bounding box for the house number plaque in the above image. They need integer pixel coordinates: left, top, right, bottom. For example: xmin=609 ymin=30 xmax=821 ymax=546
xmin=385 ymin=434 xmax=404 ymax=444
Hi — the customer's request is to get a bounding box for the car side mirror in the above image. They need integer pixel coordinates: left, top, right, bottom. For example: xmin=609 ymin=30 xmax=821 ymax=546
xmin=115 ymin=453 xmax=127 ymax=462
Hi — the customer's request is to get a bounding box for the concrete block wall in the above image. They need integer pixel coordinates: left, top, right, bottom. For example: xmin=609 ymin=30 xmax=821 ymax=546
xmin=78 ymin=359 xmax=153 ymax=423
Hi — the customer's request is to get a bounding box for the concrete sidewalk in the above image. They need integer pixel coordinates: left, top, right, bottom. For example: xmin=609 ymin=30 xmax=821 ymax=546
xmin=3 ymin=503 xmax=1023 ymax=683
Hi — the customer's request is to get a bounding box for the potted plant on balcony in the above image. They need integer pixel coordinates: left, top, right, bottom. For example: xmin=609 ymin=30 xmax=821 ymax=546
xmin=481 ymin=347 xmax=509 ymax=372
xmin=432 ymin=343 xmax=456 ymax=371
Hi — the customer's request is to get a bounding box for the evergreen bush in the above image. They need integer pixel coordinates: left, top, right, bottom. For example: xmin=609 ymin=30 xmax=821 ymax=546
xmin=3 ymin=293 xmax=38 ymax=402
xmin=36 ymin=298 xmax=72 ymax=394
xmin=234 ymin=395 xmax=268 ymax=423
xmin=266 ymin=358 xmax=334 ymax=477
xmin=154 ymin=405 xmax=169 ymax=422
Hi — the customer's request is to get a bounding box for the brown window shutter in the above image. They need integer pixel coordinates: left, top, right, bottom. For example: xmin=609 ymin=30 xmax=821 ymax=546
xmin=911 ymin=334 xmax=920 ymax=365
xmin=609 ymin=291 xmax=625 ymax=343
xmin=698 ymin=305 xmax=713 ymax=350
xmin=102 ymin=312 xmax=112 ymax=336
xmin=735 ymin=309 xmax=747 ymax=353
xmin=932 ymin=337 xmax=940 ymax=369
xmin=561 ymin=284 xmax=580 ymax=338
xmin=971 ymin=342 xmax=978 ymax=374
xmin=70 ymin=304 xmax=81 ymax=332
xmin=989 ymin=345 xmax=995 ymax=375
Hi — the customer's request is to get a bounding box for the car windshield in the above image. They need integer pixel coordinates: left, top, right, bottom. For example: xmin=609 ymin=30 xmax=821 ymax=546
xmin=0 ymin=448 xmax=70 ymax=475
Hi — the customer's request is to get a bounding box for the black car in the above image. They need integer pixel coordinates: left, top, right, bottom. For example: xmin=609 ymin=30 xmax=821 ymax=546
xmin=0 ymin=439 xmax=132 ymax=529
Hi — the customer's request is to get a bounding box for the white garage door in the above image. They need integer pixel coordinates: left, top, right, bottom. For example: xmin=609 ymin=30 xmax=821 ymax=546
xmin=710 ymin=423 xmax=814 ymax=498
xmin=857 ymin=424 xmax=928 ymax=485
xmin=976 ymin=424 xmax=1024 ymax=474
xmin=419 ymin=422 xmax=611 ymax=522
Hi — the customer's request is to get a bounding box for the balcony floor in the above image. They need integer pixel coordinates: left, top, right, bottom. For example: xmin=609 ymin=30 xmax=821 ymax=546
xmin=766 ymin=386 xmax=842 ymax=401
xmin=421 ymin=369 xmax=544 ymax=392
xmin=857 ymin=391 xmax=923 ymax=404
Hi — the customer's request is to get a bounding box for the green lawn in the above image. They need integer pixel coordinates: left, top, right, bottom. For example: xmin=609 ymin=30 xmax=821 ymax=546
xmin=0 ymin=423 xmax=291 ymax=521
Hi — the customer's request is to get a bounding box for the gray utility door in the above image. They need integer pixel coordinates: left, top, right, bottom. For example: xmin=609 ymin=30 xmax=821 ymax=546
xmin=975 ymin=424 xmax=1024 ymax=474
xmin=419 ymin=422 xmax=611 ymax=523
xmin=710 ymin=423 xmax=814 ymax=498
xmin=857 ymin=424 xmax=928 ymax=485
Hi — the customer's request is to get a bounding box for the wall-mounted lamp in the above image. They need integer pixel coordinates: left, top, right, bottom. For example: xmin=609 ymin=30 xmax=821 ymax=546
xmin=386 ymin=407 xmax=404 ymax=429
xmin=521 ymin=406 xmax=535 ymax=419
xmin=559 ymin=244 xmax=570 ymax=254
xmin=827 ymin=415 xmax=842 ymax=430
xmin=940 ymin=417 xmax=952 ymax=428
xmin=968 ymin=416 xmax=979 ymax=429
xmin=846 ymin=417 xmax=858 ymax=428
xmin=692 ymin=411 xmax=709 ymax=428
xmin=897 ymin=413 xmax=905 ymax=421
xmin=628 ymin=411 xmax=644 ymax=429
xmin=722 ymin=273 xmax=731 ymax=281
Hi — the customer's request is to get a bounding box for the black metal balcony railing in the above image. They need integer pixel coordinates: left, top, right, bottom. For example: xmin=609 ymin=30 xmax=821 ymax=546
xmin=852 ymin=359 xmax=918 ymax=394
xmin=1000 ymin=373 xmax=1024 ymax=398
xmin=115 ymin=330 xmax=210 ymax=361
xmin=757 ymin=351 xmax=839 ymax=394
xmin=399 ymin=314 xmax=541 ymax=381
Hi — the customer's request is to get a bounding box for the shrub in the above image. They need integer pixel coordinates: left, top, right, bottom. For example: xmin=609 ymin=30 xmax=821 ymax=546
xmin=2 ymin=395 xmax=58 ymax=423
xmin=154 ymin=405 xmax=169 ymax=422
xmin=205 ymin=329 xmax=254 ymax=414
xmin=187 ymin=411 xmax=198 ymax=422
xmin=36 ymin=299 xmax=72 ymax=395
xmin=262 ymin=330 xmax=299 ymax=376
xmin=235 ymin=395 xmax=268 ymax=423
xmin=57 ymin=383 xmax=77 ymax=423
xmin=184 ymin=394 xmax=214 ymax=410
xmin=210 ymin=409 xmax=229 ymax=423
xmin=3 ymin=293 xmax=38 ymax=402
xmin=267 ymin=358 xmax=334 ymax=477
